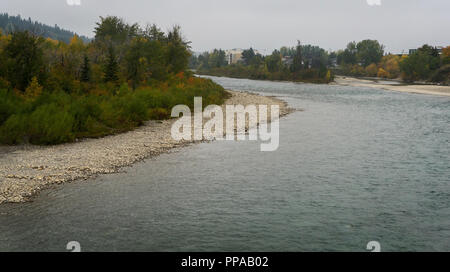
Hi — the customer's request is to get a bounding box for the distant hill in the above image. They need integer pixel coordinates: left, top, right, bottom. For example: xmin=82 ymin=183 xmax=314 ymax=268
xmin=0 ymin=13 xmax=90 ymax=43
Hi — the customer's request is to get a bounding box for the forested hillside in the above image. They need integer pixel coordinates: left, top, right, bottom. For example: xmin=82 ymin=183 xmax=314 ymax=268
xmin=0 ymin=13 xmax=90 ymax=43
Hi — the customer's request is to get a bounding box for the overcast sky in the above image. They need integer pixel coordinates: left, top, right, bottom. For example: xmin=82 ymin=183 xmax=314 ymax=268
xmin=1 ymin=0 xmax=449 ymax=54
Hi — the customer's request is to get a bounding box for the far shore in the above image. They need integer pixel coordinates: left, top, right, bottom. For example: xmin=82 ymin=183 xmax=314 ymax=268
xmin=334 ymin=76 xmax=450 ymax=97
xmin=0 ymin=91 xmax=293 ymax=204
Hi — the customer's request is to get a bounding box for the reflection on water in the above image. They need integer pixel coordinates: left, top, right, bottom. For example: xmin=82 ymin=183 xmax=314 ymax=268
xmin=0 ymin=76 xmax=449 ymax=252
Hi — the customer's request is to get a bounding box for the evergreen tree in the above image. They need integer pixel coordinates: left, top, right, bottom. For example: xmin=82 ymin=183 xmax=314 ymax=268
xmin=0 ymin=13 xmax=89 ymax=43
xmin=166 ymin=25 xmax=191 ymax=74
xmin=242 ymin=48 xmax=256 ymax=65
xmin=5 ymin=31 xmax=44 ymax=91
xmin=80 ymin=55 xmax=91 ymax=82
xmin=104 ymin=47 xmax=119 ymax=83
xmin=292 ymin=41 xmax=303 ymax=72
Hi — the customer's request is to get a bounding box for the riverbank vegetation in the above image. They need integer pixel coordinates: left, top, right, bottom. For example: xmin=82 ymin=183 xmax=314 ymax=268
xmin=334 ymin=40 xmax=450 ymax=84
xmin=191 ymin=42 xmax=334 ymax=84
xmin=0 ymin=16 xmax=228 ymax=145
xmin=192 ymin=39 xmax=449 ymax=85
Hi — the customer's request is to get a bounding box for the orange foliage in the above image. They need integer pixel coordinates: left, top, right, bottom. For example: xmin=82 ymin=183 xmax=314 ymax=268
xmin=24 ymin=77 xmax=43 ymax=100
xmin=443 ymin=46 xmax=450 ymax=58
xmin=175 ymin=71 xmax=185 ymax=80
xmin=365 ymin=63 xmax=378 ymax=77
xmin=377 ymin=68 xmax=390 ymax=78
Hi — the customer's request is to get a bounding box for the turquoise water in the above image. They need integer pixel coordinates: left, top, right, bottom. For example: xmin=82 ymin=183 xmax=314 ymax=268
xmin=0 ymin=76 xmax=449 ymax=251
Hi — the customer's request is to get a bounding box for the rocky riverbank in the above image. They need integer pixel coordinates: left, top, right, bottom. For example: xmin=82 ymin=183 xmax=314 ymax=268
xmin=0 ymin=91 xmax=292 ymax=204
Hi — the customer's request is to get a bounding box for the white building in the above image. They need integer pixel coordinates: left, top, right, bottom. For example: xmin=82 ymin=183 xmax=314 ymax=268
xmin=224 ymin=48 xmax=263 ymax=65
xmin=225 ymin=49 xmax=244 ymax=65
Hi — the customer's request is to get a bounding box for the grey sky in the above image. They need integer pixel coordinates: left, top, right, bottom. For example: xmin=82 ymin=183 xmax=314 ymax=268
xmin=1 ymin=0 xmax=449 ymax=54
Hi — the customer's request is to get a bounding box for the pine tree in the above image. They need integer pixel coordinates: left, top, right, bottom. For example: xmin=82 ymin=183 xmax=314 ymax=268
xmin=81 ymin=55 xmax=91 ymax=82
xmin=104 ymin=47 xmax=119 ymax=83
xmin=292 ymin=41 xmax=303 ymax=72
xmin=5 ymin=31 xmax=44 ymax=91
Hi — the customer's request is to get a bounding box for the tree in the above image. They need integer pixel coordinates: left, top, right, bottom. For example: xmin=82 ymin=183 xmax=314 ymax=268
xmin=280 ymin=46 xmax=295 ymax=57
xmin=24 ymin=76 xmax=43 ymax=99
xmin=301 ymin=45 xmax=328 ymax=69
xmin=292 ymin=41 xmax=303 ymax=72
xmin=340 ymin=42 xmax=357 ymax=65
xmin=356 ymin=40 xmax=384 ymax=67
xmin=265 ymin=50 xmax=282 ymax=73
xmin=379 ymin=54 xmax=401 ymax=79
xmin=207 ymin=49 xmax=227 ymax=68
xmin=400 ymin=45 xmax=441 ymax=82
xmin=0 ymin=13 xmax=89 ymax=43
xmin=144 ymin=24 xmax=166 ymax=42
xmin=242 ymin=48 xmax=256 ymax=66
xmin=5 ymin=31 xmax=44 ymax=91
xmin=166 ymin=25 xmax=190 ymax=74
xmin=365 ymin=63 xmax=378 ymax=77
xmin=104 ymin=46 xmax=119 ymax=83
xmin=80 ymin=55 xmax=91 ymax=82
xmin=442 ymin=46 xmax=450 ymax=65
xmin=125 ymin=37 xmax=147 ymax=89
xmin=94 ymin=16 xmax=139 ymax=44
xmin=377 ymin=68 xmax=390 ymax=78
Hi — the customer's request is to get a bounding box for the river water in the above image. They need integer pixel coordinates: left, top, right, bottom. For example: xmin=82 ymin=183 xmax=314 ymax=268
xmin=0 ymin=76 xmax=449 ymax=252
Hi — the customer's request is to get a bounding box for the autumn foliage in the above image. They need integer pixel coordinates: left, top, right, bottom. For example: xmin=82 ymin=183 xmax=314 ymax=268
xmin=0 ymin=16 xmax=228 ymax=145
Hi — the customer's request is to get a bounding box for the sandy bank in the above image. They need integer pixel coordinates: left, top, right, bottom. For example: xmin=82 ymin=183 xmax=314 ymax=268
xmin=334 ymin=76 xmax=450 ymax=97
xmin=0 ymin=91 xmax=292 ymax=204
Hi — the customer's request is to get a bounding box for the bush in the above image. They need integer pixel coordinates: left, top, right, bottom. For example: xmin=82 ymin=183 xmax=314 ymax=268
xmin=430 ymin=65 xmax=450 ymax=84
xmin=0 ymin=114 xmax=28 ymax=144
xmin=28 ymin=103 xmax=75 ymax=144
xmin=0 ymin=77 xmax=227 ymax=145
xmin=377 ymin=68 xmax=390 ymax=79
xmin=0 ymin=89 xmax=20 ymax=125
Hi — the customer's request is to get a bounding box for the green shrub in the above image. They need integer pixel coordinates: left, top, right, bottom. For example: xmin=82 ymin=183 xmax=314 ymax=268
xmin=148 ymin=108 xmax=169 ymax=120
xmin=0 ymin=77 xmax=227 ymax=145
xmin=0 ymin=89 xmax=19 ymax=125
xmin=28 ymin=103 xmax=75 ymax=144
xmin=0 ymin=114 xmax=28 ymax=144
xmin=431 ymin=65 xmax=450 ymax=84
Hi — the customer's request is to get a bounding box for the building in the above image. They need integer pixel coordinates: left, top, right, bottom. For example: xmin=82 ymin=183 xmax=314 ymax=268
xmin=224 ymin=48 xmax=263 ymax=65
xmin=225 ymin=49 xmax=244 ymax=65
xmin=408 ymin=46 xmax=444 ymax=56
xmin=282 ymin=56 xmax=293 ymax=66
xmin=408 ymin=49 xmax=418 ymax=55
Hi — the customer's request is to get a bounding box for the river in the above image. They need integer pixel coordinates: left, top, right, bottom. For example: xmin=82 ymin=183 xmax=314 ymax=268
xmin=0 ymin=76 xmax=449 ymax=252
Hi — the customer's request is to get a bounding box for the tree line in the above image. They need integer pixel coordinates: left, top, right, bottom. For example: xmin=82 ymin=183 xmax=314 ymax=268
xmin=191 ymin=40 xmax=450 ymax=84
xmin=335 ymin=40 xmax=450 ymax=83
xmin=0 ymin=13 xmax=90 ymax=44
xmin=0 ymin=16 xmax=227 ymax=145
xmin=191 ymin=42 xmax=333 ymax=83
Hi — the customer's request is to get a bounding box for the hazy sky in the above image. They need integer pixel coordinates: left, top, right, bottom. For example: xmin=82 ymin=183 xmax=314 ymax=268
xmin=1 ymin=0 xmax=449 ymax=54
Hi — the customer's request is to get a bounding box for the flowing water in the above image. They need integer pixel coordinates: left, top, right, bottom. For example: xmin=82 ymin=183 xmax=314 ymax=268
xmin=0 ymin=76 xmax=449 ymax=252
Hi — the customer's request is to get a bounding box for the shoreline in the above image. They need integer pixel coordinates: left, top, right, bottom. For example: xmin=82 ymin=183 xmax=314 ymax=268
xmin=334 ymin=76 xmax=450 ymax=97
xmin=0 ymin=90 xmax=293 ymax=204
